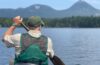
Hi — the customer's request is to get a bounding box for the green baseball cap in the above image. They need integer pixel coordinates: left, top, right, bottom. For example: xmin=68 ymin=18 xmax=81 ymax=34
xmin=27 ymin=16 xmax=44 ymax=27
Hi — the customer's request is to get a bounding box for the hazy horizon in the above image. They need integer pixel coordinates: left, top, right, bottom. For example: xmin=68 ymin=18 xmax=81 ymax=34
xmin=0 ymin=0 xmax=100 ymax=10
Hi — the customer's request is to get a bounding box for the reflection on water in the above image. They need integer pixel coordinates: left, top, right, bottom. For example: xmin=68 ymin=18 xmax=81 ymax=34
xmin=1 ymin=28 xmax=100 ymax=65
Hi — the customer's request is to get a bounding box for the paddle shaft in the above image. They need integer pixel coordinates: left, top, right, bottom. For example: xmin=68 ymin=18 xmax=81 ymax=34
xmin=21 ymin=22 xmax=29 ymax=31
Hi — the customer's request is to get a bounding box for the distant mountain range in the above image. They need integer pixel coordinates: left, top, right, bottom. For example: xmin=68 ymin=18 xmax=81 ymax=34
xmin=0 ymin=0 xmax=100 ymax=18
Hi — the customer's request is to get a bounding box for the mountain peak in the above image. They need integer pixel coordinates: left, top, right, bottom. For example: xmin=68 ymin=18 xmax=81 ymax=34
xmin=79 ymin=0 xmax=85 ymax=2
xmin=69 ymin=0 xmax=97 ymax=11
xmin=33 ymin=4 xmax=41 ymax=10
xmin=27 ymin=4 xmax=55 ymax=10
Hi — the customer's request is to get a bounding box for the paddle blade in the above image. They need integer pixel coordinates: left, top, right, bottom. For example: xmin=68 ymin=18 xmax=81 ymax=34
xmin=50 ymin=55 xmax=65 ymax=65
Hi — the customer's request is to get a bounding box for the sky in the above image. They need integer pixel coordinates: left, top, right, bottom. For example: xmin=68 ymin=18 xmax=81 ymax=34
xmin=0 ymin=0 xmax=100 ymax=10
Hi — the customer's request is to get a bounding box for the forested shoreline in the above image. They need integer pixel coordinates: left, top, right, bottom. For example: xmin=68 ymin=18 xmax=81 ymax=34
xmin=0 ymin=16 xmax=100 ymax=28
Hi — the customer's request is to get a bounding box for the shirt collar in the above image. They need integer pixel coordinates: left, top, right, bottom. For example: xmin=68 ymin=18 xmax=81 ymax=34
xmin=28 ymin=30 xmax=41 ymax=38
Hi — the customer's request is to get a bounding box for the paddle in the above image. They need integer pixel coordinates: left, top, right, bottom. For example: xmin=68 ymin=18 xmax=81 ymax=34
xmin=50 ymin=55 xmax=65 ymax=65
xmin=20 ymin=21 xmax=65 ymax=65
xmin=21 ymin=22 xmax=29 ymax=31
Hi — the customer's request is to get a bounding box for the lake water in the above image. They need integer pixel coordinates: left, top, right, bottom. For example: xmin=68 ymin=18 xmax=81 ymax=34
xmin=1 ymin=28 xmax=100 ymax=65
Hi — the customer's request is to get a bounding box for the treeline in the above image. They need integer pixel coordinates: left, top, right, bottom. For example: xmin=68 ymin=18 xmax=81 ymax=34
xmin=0 ymin=16 xmax=100 ymax=28
xmin=0 ymin=18 xmax=13 ymax=27
xmin=43 ymin=16 xmax=100 ymax=28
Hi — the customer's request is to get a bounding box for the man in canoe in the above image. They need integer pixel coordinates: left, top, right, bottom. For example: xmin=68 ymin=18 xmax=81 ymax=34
xmin=3 ymin=16 xmax=54 ymax=65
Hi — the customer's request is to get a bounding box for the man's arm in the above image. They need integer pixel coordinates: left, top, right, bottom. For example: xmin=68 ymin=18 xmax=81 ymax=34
xmin=47 ymin=37 xmax=54 ymax=58
xmin=4 ymin=16 xmax=22 ymax=36
xmin=47 ymin=38 xmax=65 ymax=65
xmin=4 ymin=26 xmax=16 ymax=36
xmin=3 ymin=16 xmax=22 ymax=47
